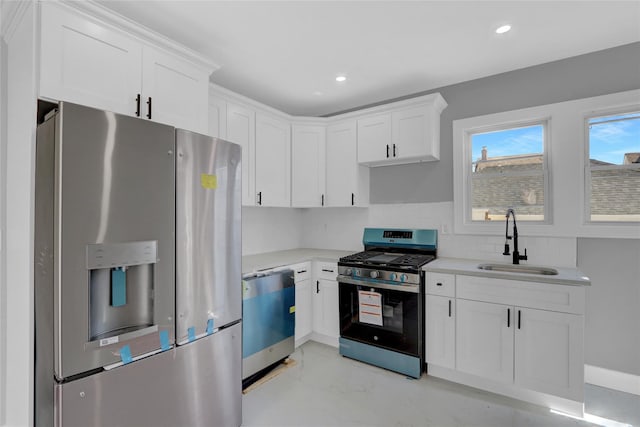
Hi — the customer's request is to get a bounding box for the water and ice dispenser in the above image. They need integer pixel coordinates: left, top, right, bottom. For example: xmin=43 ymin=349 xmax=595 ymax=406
xmin=87 ymin=241 xmax=157 ymax=343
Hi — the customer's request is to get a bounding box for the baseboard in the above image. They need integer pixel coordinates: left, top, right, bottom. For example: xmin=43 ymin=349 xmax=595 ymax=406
xmin=585 ymin=364 xmax=640 ymax=396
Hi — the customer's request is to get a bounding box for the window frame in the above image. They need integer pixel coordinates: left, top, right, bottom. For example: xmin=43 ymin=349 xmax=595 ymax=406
xmin=583 ymin=107 xmax=640 ymax=225
xmin=453 ymin=89 xmax=640 ymax=239
xmin=467 ymin=119 xmax=550 ymax=225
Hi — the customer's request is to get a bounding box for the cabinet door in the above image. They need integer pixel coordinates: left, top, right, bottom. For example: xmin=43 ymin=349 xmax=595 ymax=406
xmin=515 ymin=308 xmax=584 ymax=401
xmin=456 ymin=299 xmax=514 ymax=384
xmin=312 ymin=279 xmax=339 ymax=339
xmin=291 ymin=125 xmax=326 ymax=207
xmin=142 ymin=47 xmax=210 ymax=134
xmin=326 ymin=121 xmax=369 ymax=207
xmin=357 ymin=114 xmax=391 ymax=164
xmin=294 ymin=278 xmax=312 ymax=343
xmin=255 ymin=113 xmax=291 ymax=207
xmin=226 ymin=103 xmax=256 ymax=206
xmin=208 ymin=96 xmax=227 ymax=139
xmin=391 ymin=105 xmax=434 ymax=162
xmin=425 ymin=295 xmax=455 ymax=369
xmin=40 ymin=2 xmax=142 ymax=116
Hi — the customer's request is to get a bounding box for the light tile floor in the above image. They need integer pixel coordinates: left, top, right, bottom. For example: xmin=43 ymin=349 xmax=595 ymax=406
xmin=242 ymin=341 xmax=640 ymax=427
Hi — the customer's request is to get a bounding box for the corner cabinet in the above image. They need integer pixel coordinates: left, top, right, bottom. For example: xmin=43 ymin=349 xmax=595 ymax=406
xmin=357 ymin=93 xmax=447 ymax=166
xmin=39 ymin=2 xmax=215 ymax=134
xmin=292 ymin=124 xmax=326 ymax=207
xmin=425 ymin=270 xmax=586 ymax=416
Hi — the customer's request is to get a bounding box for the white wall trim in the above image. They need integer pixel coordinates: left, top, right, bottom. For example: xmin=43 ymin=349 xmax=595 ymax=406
xmin=0 ymin=0 xmax=30 ymax=42
xmin=585 ymin=364 xmax=640 ymax=396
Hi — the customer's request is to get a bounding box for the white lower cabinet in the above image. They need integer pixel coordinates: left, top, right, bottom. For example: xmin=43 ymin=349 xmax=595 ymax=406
xmin=291 ymin=262 xmax=312 ymax=344
xmin=294 ymin=279 xmax=312 ymax=343
xmin=514 ymin=307 xmax=584 ymax=400
xmin=426 ymin=270 xmax=585 ymax=412
xmin=312 ymin=262 xmax=339 ymax=343
xmin=425 ymin=294 xmax=455 ymax=369
xmin=456 ymin=299 xmax=514 ymax=383
xmin=313 ymin=279 xmax=339 ymax=339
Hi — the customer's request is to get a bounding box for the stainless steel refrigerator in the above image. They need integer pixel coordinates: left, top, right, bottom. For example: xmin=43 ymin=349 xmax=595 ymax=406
xmin=35 ymin=102 xmax=242 ymax=427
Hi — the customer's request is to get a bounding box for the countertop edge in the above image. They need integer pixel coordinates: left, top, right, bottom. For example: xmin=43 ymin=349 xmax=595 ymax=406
xmin=423 ymin=258 xmax=591 ymax=286
xmin=242 ymin=248 xmax=353 ymax=275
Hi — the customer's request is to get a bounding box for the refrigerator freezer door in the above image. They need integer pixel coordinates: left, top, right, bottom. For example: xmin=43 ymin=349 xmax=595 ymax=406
xmin=41 ymin=102 xmax=176 ymax=380
xmin=56 ymin=322 xmax=242 ymax=427
xmin=175 ymin=130 xmax=242 ymax=343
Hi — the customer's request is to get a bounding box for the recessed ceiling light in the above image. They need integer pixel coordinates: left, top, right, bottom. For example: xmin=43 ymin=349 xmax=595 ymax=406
xmin=313 ymin=91 xmax=323 ymax=96
xmin=495 ymin=24 xmax=511 ymax=34
xmin=335 ymin=75 xmax=347 ymax=82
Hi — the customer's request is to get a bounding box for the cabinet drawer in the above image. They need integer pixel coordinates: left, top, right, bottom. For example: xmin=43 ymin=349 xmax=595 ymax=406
xmin=456 ymin=275 xmax=585 ymax=315
xmin=290 ymin=262 xmax=311 ymax=281
xmin=426 ymin=272 xmax=455 ymax=297
xmin=315 ymin=261 xmax=338 ymax=281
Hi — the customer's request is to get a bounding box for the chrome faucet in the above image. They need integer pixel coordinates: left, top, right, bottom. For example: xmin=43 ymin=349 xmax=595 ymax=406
xmin=503 ymin=208 xmax=528 ymax=264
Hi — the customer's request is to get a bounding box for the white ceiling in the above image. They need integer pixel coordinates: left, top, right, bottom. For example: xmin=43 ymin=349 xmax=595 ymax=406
xmin=97 ymin=1 xmax=640 ymax=117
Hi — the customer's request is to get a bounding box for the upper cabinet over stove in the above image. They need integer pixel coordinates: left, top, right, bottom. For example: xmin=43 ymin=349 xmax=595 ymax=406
xmin=39 ymin=2 xmax=218 ymax=134
xmin=356 ymin=93 xmax=447 ymax=167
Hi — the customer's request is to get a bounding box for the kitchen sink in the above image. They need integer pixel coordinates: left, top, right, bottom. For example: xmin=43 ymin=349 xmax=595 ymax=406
xmin=477 ymin=263 xmax=558 ymax=276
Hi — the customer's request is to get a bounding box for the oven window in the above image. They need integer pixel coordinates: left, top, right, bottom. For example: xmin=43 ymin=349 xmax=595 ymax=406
xmin=339 ymin=282 xmax=421 ymax=356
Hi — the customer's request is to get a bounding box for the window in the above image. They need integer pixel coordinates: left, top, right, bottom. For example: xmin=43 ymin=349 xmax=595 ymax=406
xmin=586 ymin=111 xmax=640 ymax=223
xmin=469 ymin=123 xmax=547 ymax=222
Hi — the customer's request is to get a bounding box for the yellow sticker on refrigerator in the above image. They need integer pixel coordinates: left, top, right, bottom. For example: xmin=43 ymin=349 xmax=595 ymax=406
xmin=200 ymin=174 xmax=217 ymax=189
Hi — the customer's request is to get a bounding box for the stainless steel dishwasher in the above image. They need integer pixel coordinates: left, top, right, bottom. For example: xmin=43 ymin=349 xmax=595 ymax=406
xmin=242 ymin=269 xmax=295 ymax=382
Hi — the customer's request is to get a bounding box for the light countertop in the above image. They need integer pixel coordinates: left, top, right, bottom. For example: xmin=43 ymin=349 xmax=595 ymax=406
xmin=242 ymin=248 xmax=353 ymax=275
xmin=424 ymin=258 xmax=591 ymax=286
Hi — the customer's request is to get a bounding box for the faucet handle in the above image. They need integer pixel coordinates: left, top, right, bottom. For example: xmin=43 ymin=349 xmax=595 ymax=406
xmin=503 ymin=243 xmax=510 ymax=256
xmin=520 ymin=248 xmax=528 ymax=261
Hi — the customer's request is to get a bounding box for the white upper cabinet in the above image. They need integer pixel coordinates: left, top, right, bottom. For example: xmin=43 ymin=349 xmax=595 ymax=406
xmin=326 ymin=121 xmax=369 ymax=207
xmin=255 ymin=113 xmax=291 ymax=207
xmin=356 ymin=93 xmax=447 ymax=167
xmin=356 ymin=114 xmax=391 ymax=164
xmin=39 ymin=2 xmax=215 ymax=134
xmin=40 ymin=2 xmax=142 ymax=117
xmin=208 ymin=96 xmax=227 ymax=139
xmin=226 ymin=102 xmax=256 ymax=206
xmin=141 ymin=47 xmax=210 ymax=134
xmin=292 ymin=124 xmax=326 ymax=207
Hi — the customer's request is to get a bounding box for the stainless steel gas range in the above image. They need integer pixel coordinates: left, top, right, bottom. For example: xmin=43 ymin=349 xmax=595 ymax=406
xmin=337 ymin=228 xmax=437 ymax=378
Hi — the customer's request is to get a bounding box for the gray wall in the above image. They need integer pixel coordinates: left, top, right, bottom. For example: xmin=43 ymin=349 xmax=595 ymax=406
xmin=366 ymin=42 xmax=640 ymax=204
xmin=578 ymin=238 xmax=640 ymax=376
xmin=360 ymin=42 xmax=640 ymax=377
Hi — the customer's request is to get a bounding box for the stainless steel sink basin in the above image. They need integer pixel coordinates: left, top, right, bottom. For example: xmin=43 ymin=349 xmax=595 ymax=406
xmin=477 ymin=263 xmax=559 ymax=276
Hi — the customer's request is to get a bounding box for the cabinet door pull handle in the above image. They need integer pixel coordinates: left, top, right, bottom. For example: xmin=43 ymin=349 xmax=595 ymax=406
xmin=146 ymin=97 xmax=152 ymax=119
xmin=351 ymin=193 xmax=355 ymax=206
xmin=386 ymin=144 xmax=389 ymax=158
xmin=296 ymin=270 xmax=307 ymax=274
xmin=257 ymin=191 xmax=262 ymax=205
xmin=507 ymin=308 xmax=510 ymax=328
xmin=316 ymin=280 xmax=319 ymax=293
xmin=321 ymin=194 xmax=324 ymax=206
xmin=321 ymin=269 xmax=334 ymax=273
xmin=393 ymin=143 xmax=396 ymax=157
xmin=448 ymin=300 xmax=452 ymax=317
xmin=518 ymin=310 xmax=521 ymax=329
xmin=135 ymin=94 xmax=141 ymax=117
xmin=436 ymin=282 xmax=443 ymax=286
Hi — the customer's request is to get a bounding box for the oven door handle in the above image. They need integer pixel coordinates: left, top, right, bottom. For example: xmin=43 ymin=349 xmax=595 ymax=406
xmin=337 ymin=275 xmax=420 ymax=294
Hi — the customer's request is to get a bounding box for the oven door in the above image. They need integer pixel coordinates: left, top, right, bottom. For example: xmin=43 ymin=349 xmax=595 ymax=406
xmin=338 ymin=275 xmax=422 ymax=357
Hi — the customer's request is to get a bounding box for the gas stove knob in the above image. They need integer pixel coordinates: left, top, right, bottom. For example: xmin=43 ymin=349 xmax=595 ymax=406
xmin=370 ymin=270 xmax=379 ymax=279
xmin=389 ymin=273 xmax=397 ymax=281
xmin=345 ymin=268 xmax=353 ymax=276
xmin=355 ymin=269 xmax=361 ymax=277
xmin=400 ymin=274 xmax=408 ymax=283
